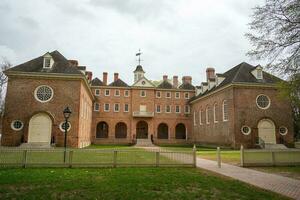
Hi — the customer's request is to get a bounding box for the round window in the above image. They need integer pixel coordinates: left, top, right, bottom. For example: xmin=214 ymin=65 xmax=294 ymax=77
xmin=59 ymin=122 xmax=71 ymax=132
xmin=142 ymin=81 xmax=146 ymax=85
xmin=256 ymin=95 xmax=270 ymax=109
xmin=35 ymin=85 xmax=53 ymax=103
xmin=241 ymin=125 xmax=251 ymax=135
xmin=279 ymin=126 xmax=288 ymax=135
xmin=11 ymin=120 xmax=24 ymax=131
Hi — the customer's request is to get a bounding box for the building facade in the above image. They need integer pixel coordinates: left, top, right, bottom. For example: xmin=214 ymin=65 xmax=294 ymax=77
xmin=0 ymin=51 xmax=294 ymax=148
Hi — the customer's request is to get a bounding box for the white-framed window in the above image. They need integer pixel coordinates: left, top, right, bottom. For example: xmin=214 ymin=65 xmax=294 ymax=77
xmin=223 ymin=100 xmax=228 ymax=121
xmin=124 ymin=90 xmax=129 ymax=97
xmin=166 ymin=92 xmax=171 ymax=98
xmin=279 ymin=126 xmax=288 ymax=135
xmin=156 ymin=91 xmax=161 ymax=98
xmin=199 ymin=110 xmax=203 ymax=125
xmin=59 ymin=121 xmax=71 ymax=132
xmin=104 ymin=103 xmax=110 ymax=112
xmin=105 ymin=89 xmax=110 ymax=96
xmin=184 ymin=105 xmax=190 ymax=114
xmin=213 ymin=103 xmax=218 ymax=123
xmin=165 ymin=105 xmax=171 ymax=113
xmin=114 ymin=103 xmax=120 ymax=112
xmin=257 ymin=69 xmax=263 ymax=79
xmin=95 ymin=89 xmax=100 ymax=96
xmin=184 ymin=92 xmax=189 ymax=99
xmin=140 ymin=90 xmax=146 ymax=97
xmin=124 ymin=104 xmax=129 ymax=112
xmin=34 ymin=85 xmax=54 ymax=103
xmin=193 ymin=111 xmax=196 ymax=126
xmin=206 ymin=106 xmax=210 ymax=124
xmin=156 ymin=105 xmax=161 ymax=113
xmin=256 ymin=94 xmax=271 ymax=109
xmin=44 ymin=57 xmax=51 ymax=68
xmin=241 ymin=125 xmax=251 ymax=135
xmin=94 ymin=103 xmax=100 ymax=111
xmin=175 ymin=92 xmax=180 ymax=99
xmin=11 ymin=120 xmax=24 ymax=131
xmin=115 ymin=90 xmax=120 ymax=96
xmin=175 ymin=105 xmax=180 ymax=113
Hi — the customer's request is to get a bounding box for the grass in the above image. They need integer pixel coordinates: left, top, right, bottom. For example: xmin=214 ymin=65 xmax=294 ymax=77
xmin=0 ymin=168 xmax=288 ymax=200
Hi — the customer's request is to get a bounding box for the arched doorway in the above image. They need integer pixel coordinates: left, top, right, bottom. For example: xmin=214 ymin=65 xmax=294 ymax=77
xmin=136 ymin=121 xmax=148 ymax=139
xmin=258 ymin=119 xmax=276 ymax=144
xmin=175 ymin=123 xmax=186 ymax=139
xmin=157 ymin=123 xmax=168 ymax=139
xmin=96 ymin=121 xmax=109 ymax=138
xmin=28 ymin=113 xmax=52 ymax=143
xmin=115 ymin=122 xmax=127 ymax=138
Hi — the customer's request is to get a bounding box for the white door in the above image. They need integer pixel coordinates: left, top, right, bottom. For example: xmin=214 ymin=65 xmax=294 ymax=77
xmin=258 ymin=119 xmax=276 ymax=144
xmin=28 ymin=113 xmax=52 ymax=143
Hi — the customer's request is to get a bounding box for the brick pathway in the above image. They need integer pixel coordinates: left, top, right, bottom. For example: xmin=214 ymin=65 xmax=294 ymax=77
xmin=196 ymin=157 xmax=300 ymax=200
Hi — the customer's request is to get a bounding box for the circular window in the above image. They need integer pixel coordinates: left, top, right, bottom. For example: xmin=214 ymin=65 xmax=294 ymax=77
xmin=279 ymin=126 xmax=288 ymax=135
xmin=142 ymin=81 xmax=146 ymax=85
xmin=241 ymin=125 xmax=251 ymax=135
xmin=34 ymin=85 xmax=53 ymax=103
xmin=59 ymin=122 xmax=71 ymax=132
xmin=11 ymin=120 xmax=24 ymax=131
xmin=256 ymin=94 xmax=270 ymax=109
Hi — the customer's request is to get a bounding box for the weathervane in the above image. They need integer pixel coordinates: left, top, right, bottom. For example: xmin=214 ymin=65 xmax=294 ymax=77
xmin=136 ymin=49 xmax=143 ymax=65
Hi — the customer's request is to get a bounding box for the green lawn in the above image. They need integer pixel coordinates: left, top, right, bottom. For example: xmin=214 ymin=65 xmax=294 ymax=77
xmin=0 ymin=168 xmax=288 ymax=200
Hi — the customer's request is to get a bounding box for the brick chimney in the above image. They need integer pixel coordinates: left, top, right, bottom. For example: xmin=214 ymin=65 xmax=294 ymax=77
xmin=103 ymin=72 xmax=108 ymax=85
xmin=206 ymin=67 xmax=215 ymax=82
xmin=86 ymin=71 xmax=92 ymax=81
xmin=114 ymin=73 xmax=119 ymax=82
xmin=182 ymin=76 xmax=192 ymax=84
xmin=163 ymin=75 xmax=168 ymax=81
xmin=69 ymin=60 xmax=78 ymax=67
xmin=173 ymin=76 xmax=178 ymax=88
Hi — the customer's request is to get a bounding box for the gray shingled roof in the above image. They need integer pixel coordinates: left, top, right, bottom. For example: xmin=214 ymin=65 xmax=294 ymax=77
xmin=157 ymin=80 xmax=173 ymax=89
xmin=6 ymin=50 xmax=82 ymax=75
xmin=91 ymin=78 xmax=104 ymax=86
xmin=189 ymin=62 xmax=282 ymax=103
xmin=109 ymin=79 xmax=129 ymax=87
xmin=133 ymin=65 xmax=145 ymax=73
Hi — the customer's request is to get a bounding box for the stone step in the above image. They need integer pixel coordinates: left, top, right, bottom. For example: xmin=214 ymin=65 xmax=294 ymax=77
xmin=264 ymin=143 xmax=288 ymax=149
xmin=19 ymin=142 xmax=52 ymax=149
xmin=135 ymin=139 xmax=155 ymax=147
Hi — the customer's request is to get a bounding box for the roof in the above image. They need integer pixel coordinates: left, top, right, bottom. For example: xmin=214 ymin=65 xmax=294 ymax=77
xmin=157 ymin=80 xmax=173 ymax=89
xmin=189 ymin=62 xmax=282 ymax=103
xmin=179 ymin=83 xmax=195 ymax=90
xmin=91 ymin=78 xmax=104 ymax=86
xmin=109 ymin=79 xmax=129 ymax=87
xmin=133 ymin=65 xmax=145 ymax=73
xmin=6 ymin=50 xmax=82 ymax=75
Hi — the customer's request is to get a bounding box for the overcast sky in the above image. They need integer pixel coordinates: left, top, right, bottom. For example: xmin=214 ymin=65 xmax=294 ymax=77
xmin=0 ymin=0 xmax=264 ymax=85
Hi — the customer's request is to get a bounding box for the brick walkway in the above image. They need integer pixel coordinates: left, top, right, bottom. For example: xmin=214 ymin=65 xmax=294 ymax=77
xmin=196 ymin=157 xmax=300 ymax=200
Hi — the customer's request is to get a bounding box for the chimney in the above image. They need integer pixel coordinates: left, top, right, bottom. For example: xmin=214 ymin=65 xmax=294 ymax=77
xmin=206 ymin=67 xmax=215 ymax=82
xmin=103 ymin=72 xmax=108 ymax=85
xmin=69 ymin=60 xmax=78 ymax=67
xmin=114 ymin=73 xmax=119 ymax=82
xmin=173 ymin=76 xmax=178 ymax=88
xmin=163 ymin=75 xmax=168 ymax=81
xmin=182 ymin=76 xmax=192 ymax=84
xmin=86 ymin=71 xmax=92 ymax=81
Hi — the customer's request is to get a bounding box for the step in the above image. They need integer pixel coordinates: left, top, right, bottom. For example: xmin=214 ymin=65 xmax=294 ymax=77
xmin=264 ymin=143 xmax=288 ymax=149
xmin=19 ymin=142 xmax=52 ymax=149
xmin=135 ymin=139 xmax=155 ymax=147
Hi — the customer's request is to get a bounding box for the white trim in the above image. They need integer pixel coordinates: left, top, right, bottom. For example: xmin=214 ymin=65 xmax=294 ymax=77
xmin=59 ymin=121 xmax=71 ymax=132
xmin=222 ymin=100 xmax=228 ymax=121
xmin=184 ymin=92 xmax=189 ymax=99
xmin=279 ymin=126 xmax=288 ymax=135
xmin=206 ymin=106 xmax=210 ymax=124
xmin=199 ymin=110 xmax=203 ymax=125
xmin=34 ymin=85 xmax=54 ymax=103
xmin=95 ymin=89 xmax=100 ymax=96
xmin=165 ymin=92 xmax=171 ymax=98
xmin=114 ymin=103 xmax=120 ymax=112
xmin=124 ymin=90 xmax=129 ymax=97
xmin=184 ymin=105 xmax=190 ymax=114
xmin=256 ymin=94 xmax=271 ymax=110
xmin=156 ymin=105 xmax=161 ymax=113
xmin=175 ymin=92 xmax=180 ymax=99
xmin=193 ymin=111 xmax=196 ymax=126
xmin=213 ymin=103 xmax=218 ymax=123
xmin=156 ymin=91 xmax=161 ymax=98
xmin=165 ymin=105 xmax=171 ymax=113
xmin=104 ymin=103 xmax=110 ymax=112
xmin=94 ymin=102 xmax=100 ymax=111
xmin=124 ymin=104 xmax=129 ymax=112
xmin=114 ymin=89 xmax=120 ymax=97
xmin=11 ymin=120 xmax=24 ymax=131
xmin=175 ymin=105 xmax=181 ymax=113
xmin=104 ymin=89 xmax=110 ymax=96
xmin=140 ymin=90 xmax=146 ymax=97
xmin=241 ymin=125 xmax=251 ymax=135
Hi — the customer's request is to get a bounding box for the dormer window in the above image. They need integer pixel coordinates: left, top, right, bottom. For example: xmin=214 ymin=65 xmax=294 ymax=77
xmin=43 ymin=53 xmax=53 ymax=69
xmin=44 ymin=58 xmax=51 ymax=68
xmin=252 ymin=65 xmax=263 ymax=80
xmin=257 ymin=69 xmax=263 ymax=79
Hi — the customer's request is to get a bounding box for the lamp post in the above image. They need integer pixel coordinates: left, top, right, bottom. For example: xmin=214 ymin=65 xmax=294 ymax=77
xmin=63 ymin=106 xmax=72 ymax=163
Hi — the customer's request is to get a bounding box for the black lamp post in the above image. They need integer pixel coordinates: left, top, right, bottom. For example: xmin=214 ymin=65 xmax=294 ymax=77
xmin=63 ymin=106 xmax=72 ymax=163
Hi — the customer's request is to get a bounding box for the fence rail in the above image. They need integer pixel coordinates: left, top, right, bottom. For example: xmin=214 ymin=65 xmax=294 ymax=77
xmin=0 ymin=148 xmax=196 ymax=168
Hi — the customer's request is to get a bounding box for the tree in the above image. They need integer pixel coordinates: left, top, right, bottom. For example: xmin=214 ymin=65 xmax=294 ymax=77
xmin=246 ymin=0 xmax=300 ymax=74
xmin=0 ymin=58 xmax=11 ymax=116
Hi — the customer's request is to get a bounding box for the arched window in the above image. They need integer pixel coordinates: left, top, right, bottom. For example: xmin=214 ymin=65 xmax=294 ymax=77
xmin=193 ymin=111 xmax=196 ymax=126
xmin=96 ymin=121 xmax=109 ymax=138
xmin=206 ymin=106 xmax=210 ymax=124
xmin=115 ymin=122 xmax=127 ymax=138
xmin=199 ymin=110 xmax=203 ymax=125
xmin=223 ymin=100 xmax=228 ymax=121
xmin=175 ymin=123 xmax=186 ymax=139
xmin=213 ymin=103 xmax=218 ymax=123
xmin=157 ymin=123 xmax=168 ymax=139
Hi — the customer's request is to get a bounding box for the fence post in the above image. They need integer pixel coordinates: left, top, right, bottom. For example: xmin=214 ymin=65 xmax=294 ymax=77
xmin=240 ymin=145 xmax=244 ymax=167
xmin=113 ymin=150 xmax=117 ymax=168
xmin=193 ymin=144 xmax=197 ymax=168
xmin=22 ymin=150 xmax=28 ymax=168
xmin=69 ymin=150 xmax=73 ymax=168
xmin=217 ymin=147 xmax=221 ymax=168
xmin=156 ymin=151 xmax=160 ymax=167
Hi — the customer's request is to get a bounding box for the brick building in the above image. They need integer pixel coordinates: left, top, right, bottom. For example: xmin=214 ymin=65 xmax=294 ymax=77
xmin=0 ymin=51 xmax=294 ymax=148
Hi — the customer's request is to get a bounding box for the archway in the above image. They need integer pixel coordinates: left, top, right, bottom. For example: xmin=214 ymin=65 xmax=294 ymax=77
xmin=175 ymin=123 xmax=186 ymax=139
xmin=28 ymin=113 xmax=52 ymax=143
xmin=115 ymin=122 xmax=127 ymax=138
xmin=96 ymin=121 xmax=109 ymax=138
xmin=157 ymin=123 xmax=168 ymax=139
xmin=258 ymin=119 xmax=276 ymax=144
xmin=136 ymin=121 xmax=148 ymax=139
